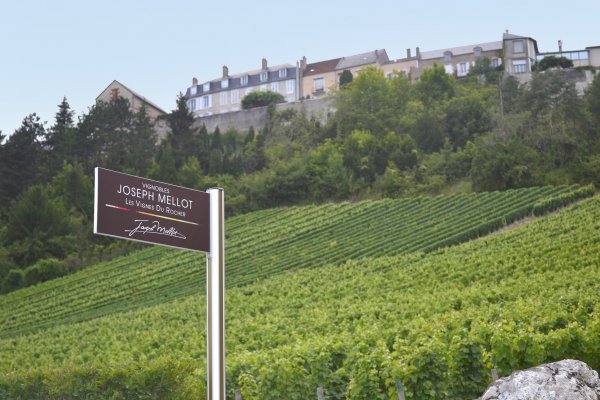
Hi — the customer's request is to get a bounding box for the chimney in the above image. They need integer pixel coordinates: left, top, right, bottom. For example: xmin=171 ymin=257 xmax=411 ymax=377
xmin=110 ymin=88 xmax=119 ymax=101
xmin=223 ymin=65 xmax=229 ymax=78
xmin=407 ymin=48 xmax=411 ymax=58
xmin=416 ymin=47 xmax=421 ymax=59
xmin=192 ymin=77 xmax=198 ymax=86
xmin=262 ymin=58 xmax=268 ymax=70
xmin=300 ymin=56 xmax=307 ymax=71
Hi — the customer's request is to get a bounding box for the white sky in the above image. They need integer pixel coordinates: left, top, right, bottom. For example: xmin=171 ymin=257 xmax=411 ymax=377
xmin=1 ymin=0 xmax=599 ymax=138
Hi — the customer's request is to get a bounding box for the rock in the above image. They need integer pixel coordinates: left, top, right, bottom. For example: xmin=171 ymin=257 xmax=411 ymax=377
xmin=480 ymin=359 xmax=600 ymax=400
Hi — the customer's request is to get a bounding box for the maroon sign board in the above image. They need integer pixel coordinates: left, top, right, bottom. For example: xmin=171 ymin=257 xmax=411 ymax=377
xmin=94 ymin=167 xmax=210 ymax=252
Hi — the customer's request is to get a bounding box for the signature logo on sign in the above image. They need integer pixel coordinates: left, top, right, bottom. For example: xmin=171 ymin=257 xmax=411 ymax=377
xmin=124 ymin=219 xmax=186 ymax=239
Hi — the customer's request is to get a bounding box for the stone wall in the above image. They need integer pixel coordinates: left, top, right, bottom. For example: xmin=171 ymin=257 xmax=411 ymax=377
xmin=192 ymin=97 xmax=334 ymax=133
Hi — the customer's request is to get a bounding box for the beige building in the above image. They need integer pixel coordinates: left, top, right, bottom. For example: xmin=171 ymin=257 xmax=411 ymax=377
xmin=96 ymin=80 xmax=167 ymax=121
xmin=380 ymin=49 xmax=420 ymax=81
xmin=300 ymin=49 xmax=389 ymax=98
xmin=186 ymin=59 xmax=300 ymax=117
xmin=417 ymin=40 xmax=504 ymax=79
xmin=502 ymin=32 xmax=539 ymax=83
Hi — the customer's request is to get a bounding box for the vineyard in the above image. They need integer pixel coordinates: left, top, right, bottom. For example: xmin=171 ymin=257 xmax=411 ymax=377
xmin=0 ymin=185 xmax=589 ymax=339
xmin=0 ymin=186 xmax=598 ymax=399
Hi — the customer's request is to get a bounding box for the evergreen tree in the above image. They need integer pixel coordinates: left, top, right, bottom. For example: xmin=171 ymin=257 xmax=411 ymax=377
xmin=166 ymin=94 xmax=198 ymax=168
xmin=44 ymin=97 xmax=77 ymax=177
xmin=339 ymin=69 xmax=353 ymax=87
xmin=130 ymin=104 xmax=157 ymax=174
xmin=0 ymin=114 xmax=45 ymax=207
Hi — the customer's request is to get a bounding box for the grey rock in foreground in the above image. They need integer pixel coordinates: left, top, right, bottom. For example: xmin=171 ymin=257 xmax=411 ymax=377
xmin=480 ymin=359 xmax=600 ymax=400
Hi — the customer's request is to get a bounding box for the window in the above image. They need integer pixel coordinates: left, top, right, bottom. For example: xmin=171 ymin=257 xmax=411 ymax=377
xmin=512 ymin=60 xmax=527 ymax=74
xmin=491 ymin=58 xmax=502 ymax=68
xmin=240 ymin=75 xmax=248 ymax=86
xmin=190 ymin=86 xmax=197 ymax=95
xmin=443 ymin=51 xmax=452 ymax=61
xmin=513 ymin=40 xmax=525 ymax=54
xmin=203 ymin=83 xmax=210 ymax=92
xmin=474 ymin=47 xmax=482 ymax=58
xmin=458 ymin=62 xmax=469 ymax=76
xmin=202 ymin=95 xmax=212 ymax=108
xmin=189 ymin=99 xmax=197 ymax=110
xmin=444 ymin=64 xmax=454 ymax=74
xmin=314 ymin=77 xmax=324 ymax=93
xmin=286 ymin=79 xmax=295 ymax=94
xmin=260 ymin=71 xmax=268 ymax=82
xmin=278 ymin=69 xmax=287 ymax=78
xmin=231 ymin=90 xmax=239 ymax=104
xmin=245 ymin=87 xmax=253 ymax=96
xmin=220 ymin=91 xmax=228 ymax=106
xmin=221 ymin=79 xmax=229 ymax=89
xmin=271 ymin=82 xmax=279 ymax=92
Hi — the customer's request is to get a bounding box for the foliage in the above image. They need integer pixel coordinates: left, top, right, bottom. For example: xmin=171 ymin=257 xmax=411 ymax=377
xmin=534 ymin=55 xmax=574 ymax=71
xmin=339 ymin=69 xmax=353 ymax=87
xmin=241 ymin=90 xmax=285 ymax=109
xmin=166 ymin=94 xmax=198 ymax=169
xmin=0 ymin=185 xmax=586 ymax=338
xmin=0 ymin=114 xmax=44 ymax=207
xmin=0 ymin=196 xmax=599 ymax=399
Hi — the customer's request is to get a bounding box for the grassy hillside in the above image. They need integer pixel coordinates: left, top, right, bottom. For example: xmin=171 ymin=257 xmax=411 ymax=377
xmin=0 ymin=185 xmax=589 ymax=339
xmin=0 ymin=193 xmax=598 ymax=399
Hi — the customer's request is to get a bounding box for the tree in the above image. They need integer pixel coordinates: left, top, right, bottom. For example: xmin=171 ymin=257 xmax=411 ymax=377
xmin=416 ymin=63 xmax=456 ymax=105
xmin=339 ymin=69 xmax=353 ymax=87
xmin=44 ymin=97 xmax=77 ymax=177
xmin=148 ymin=142 xmax=178 ymax=183
xmin=534 ymin=56 xmax=574 ymax=71
xmin=0 ymin=114 xmax=45 ymax=207
xmin=342 ymin=130 xmax=388 ymax=183
xmin=166 ymin=93 xmax=198 ymax=169
xmin=241 ymin=90 xmax=285 ymax=109
xmin=334 ymin=66 xmax=396 ymax=137
xmin=445 ymin=92 xmax=492 ymax=150
xmin=76 ymin=97 xmax=133 ymax=171
xmin=471 ymin=139 xmax=541 ymax=191
xmin=5 ymin=185 xmax=77 ymax=267
xmin=585 ymin=73 xmax=600 ymax=127
xmin=467 ymin=58 xmax=501 ymax=85
xmin=129 ymin=104 xmax=157 ymax=174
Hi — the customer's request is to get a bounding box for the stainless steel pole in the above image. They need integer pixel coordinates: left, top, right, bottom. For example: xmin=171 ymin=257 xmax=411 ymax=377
xmin=207 ymin=188 xmax=225 ymax=400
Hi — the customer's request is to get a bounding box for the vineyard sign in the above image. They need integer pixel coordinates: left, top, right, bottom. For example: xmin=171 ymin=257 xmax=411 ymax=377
xmin=94 ymin=168 xmax=210 ymax=252
xmin=94 ymin=167 xmax=226 ymax=400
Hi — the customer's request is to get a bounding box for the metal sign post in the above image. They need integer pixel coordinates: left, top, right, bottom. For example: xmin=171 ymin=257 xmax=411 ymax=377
xmin=93 ymin=168 xmax=226 ymax=400
xmin=207 ymin=188 xmax=225 ymax=400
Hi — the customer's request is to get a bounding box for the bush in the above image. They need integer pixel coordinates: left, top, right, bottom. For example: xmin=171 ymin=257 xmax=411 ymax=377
xmin=241 ymin=91 xmax=285 ymax=109
xmin=23 ymin=258 xmax=64 ymax=287
xmin=1 ymin=269 xmax=24 ymax=293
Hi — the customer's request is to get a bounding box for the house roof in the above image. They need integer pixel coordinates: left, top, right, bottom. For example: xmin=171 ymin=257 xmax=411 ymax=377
xmin=210 ymin=64 xmax=295 ymax=82
xmin=335 ymin=49 xmax=389 ymax=70
xmin=303 ymin=58 xmax=342 ymax=76
xmin=96 ymin=80 xmax=167 ymax=114
xmin=503 ymin=32 xmax=539 ymax=53
xmin=419 ymin=41 xmax=502 ymax=60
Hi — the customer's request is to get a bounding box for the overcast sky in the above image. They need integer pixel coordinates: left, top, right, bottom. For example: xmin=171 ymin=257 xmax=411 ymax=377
xmin=1 ymin=0 xmax=599 ymax=138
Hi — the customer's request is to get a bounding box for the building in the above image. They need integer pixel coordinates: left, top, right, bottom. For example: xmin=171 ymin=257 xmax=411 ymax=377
xmin=300 ymin=49 xmax=389 ymax=98
xmin=96 ymin=80 xmax=167 ymax=121
xmin=537 ymin=44 xmax=600 ymax=69
xmin=185 ymin=59 xmax=300 ymax=117
xmin=381 ymin=48 xmax=419 ymax=80
xmin=502 ymin=32 xmax=539 ymax=83
xmin=417 ymin=40 xmax=504 ymax=79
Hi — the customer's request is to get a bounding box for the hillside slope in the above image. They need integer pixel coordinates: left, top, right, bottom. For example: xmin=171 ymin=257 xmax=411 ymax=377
xmin=0 ymin=194 xmax=598 ymax=399
xmin=0 ymin=185 xmax=589 ymax=339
